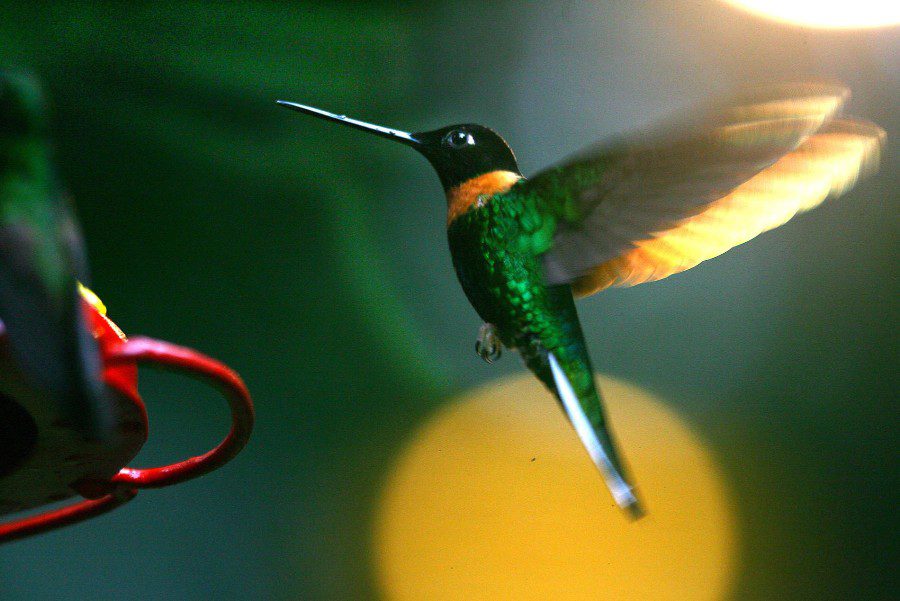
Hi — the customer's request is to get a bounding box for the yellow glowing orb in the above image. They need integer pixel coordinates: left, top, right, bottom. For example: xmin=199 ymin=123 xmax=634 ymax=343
xmin=374 ymin=374 xmax=736 ymax=601
xmin=723 ymin=0 xmax=900 ymax=28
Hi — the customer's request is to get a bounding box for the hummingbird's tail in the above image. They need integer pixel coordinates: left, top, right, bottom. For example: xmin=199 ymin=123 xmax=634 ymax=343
xmin=547 ymin=352 xmax=644 ymax=518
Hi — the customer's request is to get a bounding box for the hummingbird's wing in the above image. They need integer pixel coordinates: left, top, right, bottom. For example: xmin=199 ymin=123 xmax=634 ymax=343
xmin=520 ymin=83 xmax=885 ymax=297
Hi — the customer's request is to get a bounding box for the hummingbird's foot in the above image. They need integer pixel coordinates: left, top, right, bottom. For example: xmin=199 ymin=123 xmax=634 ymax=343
xmin=475 ymin=323 xmax=502 ymax=364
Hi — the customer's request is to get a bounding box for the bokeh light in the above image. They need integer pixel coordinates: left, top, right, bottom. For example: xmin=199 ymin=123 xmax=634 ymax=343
xmin=375 ymin=374 xmax=736 ymax=600
xmin=722 ymin=0 xmax=900 ymax=28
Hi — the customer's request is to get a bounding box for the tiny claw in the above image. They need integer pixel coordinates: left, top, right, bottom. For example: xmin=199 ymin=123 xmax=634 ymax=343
xmin=475 ymin=323 xmax=502 ymax=364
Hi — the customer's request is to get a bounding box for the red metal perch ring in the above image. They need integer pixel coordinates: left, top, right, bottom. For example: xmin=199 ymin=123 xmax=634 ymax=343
xmin=0 ymin=488 xmax=137 ymax=544
xmin=0 ymin=336 xmax=254 ymax=543
xmin=107 ymin=336 xmax=255 ymax=489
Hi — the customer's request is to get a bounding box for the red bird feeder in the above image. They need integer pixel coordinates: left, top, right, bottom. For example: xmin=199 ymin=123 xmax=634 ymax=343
xmin=0 ymin=291 xmax=255 ymax=544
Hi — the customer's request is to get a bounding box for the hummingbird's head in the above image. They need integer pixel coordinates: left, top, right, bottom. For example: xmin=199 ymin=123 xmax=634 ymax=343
xmin=277 ymin=101 xmax=521 ymax=192
xmin=409 ymin=124 xmax=519 ymax=190
xmin=0 ymin=70 xmax=47 ymax=139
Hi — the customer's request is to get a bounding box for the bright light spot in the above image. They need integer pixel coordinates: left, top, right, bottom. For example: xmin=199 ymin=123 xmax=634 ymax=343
xmin=77 ymin=282 xmax=106 ymax=315
xmin=723 ymin=0 xmax=900 ymax=28
xmin=375 ymin=374 xmax=736 ymax=601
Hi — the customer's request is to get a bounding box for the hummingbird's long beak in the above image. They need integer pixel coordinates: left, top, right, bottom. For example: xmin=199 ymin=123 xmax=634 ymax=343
xmin=277 ymin=101 xmax=421 ymax=147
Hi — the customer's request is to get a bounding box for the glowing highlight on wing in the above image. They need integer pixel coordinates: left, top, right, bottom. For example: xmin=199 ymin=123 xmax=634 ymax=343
xmin=715 ymin=88 xmax=846 ymax=127
xmin=573 ymin=120 xmax=884 ymax=296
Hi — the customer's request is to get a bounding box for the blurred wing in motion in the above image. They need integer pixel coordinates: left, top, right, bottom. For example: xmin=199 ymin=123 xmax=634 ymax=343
xmin=572 ymin=120 xmax=883 ymax=295
xmin=524 ymin=83 xmax=885 ymax=296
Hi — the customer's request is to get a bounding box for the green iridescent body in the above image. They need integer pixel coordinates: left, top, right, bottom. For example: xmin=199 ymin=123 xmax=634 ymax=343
xmin=447 ymin=178 xmax=628 ymax=477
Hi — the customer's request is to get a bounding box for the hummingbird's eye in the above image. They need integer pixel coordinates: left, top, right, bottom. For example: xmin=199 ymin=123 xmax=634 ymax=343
xmin=443 ymin=129 xmax=475 ymax=149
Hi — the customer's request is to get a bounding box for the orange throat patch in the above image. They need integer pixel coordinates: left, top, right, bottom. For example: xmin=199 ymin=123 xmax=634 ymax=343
xmin=446 ymin=170 xmax=522 ymax=226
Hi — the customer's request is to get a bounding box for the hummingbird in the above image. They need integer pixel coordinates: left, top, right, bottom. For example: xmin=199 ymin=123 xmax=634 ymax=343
xmin=0 ymin=69 xmax=114 ymax=441
xmin=278 ymin=83 xmax=884 ymax=516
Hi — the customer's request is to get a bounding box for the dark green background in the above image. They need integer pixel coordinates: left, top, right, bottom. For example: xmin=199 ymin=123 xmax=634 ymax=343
xmin=0 ymin=2 xmax=896 ymax=599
